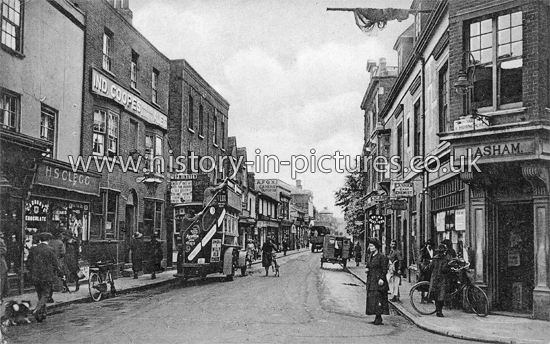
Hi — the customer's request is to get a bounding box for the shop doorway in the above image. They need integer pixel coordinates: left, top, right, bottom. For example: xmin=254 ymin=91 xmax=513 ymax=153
xmin=496 ymin=202 xmax=534 ymax=314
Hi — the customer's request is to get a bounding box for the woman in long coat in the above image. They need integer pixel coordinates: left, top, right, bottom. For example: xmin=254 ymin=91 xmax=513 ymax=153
xmin=63 ymin=232 xmax=81 ymax=291
xmin=130 ymin=232 xmax=144 ymax=279
xmin=365 ymin=238 xmax=389 ymax=325
xmin=429 ymin=244 xmax=451 ymax=317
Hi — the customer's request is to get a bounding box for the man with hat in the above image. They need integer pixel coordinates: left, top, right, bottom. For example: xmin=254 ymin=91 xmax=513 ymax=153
xmin=130 ymin=232 xmax=144 ymax=279
xmin=365 ymin=238 xmax=389 ymax=325
xmin=26 ymin=232 xmax=61 ymax=322
xmin=428 ymin=244 xmax=452 ymax=317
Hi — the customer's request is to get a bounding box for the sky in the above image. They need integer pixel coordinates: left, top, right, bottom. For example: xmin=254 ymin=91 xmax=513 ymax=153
xmin=131 ymin=0 xmax=414 ymax=217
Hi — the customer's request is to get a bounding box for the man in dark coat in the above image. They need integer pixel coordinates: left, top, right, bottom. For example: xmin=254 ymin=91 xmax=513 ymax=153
xmin=27 ymin=232 xmax=60 ymax=321
xmin=419 ymin=239 xmax=434 ymax=282
xmin=149 ymin=234 xmax=163 ymax=280
xmin=429 ymin=244 xmax=451 ymax=317
xmin=387 ymin=239 xmax=404 ymax=302
xmin=365 ymin=238 xmax=389 ymax=325
xmin=130 ymin=232 xmax=144 ymax=279
xmin=261 ymin=238 xmax=277 ymax=276
xmin=63 ymin=231 xmax=81 ymax=291
xmin=354 ymin=242 xmax=362 ymax=266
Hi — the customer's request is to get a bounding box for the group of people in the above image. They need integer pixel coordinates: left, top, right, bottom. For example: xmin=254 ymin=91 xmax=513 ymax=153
xmin=22 ymin=229 xmax=81 ymax=321
xmin=363 ymin=237 xmax=455 ymax=325
xmin=130 ymin=232 xmax=163 ymax=280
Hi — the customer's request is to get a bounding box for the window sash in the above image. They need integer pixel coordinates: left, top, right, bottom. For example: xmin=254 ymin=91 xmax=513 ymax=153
xmin=103 ymin=33 xmax=112 ymax=71
xmin=1 ymin=0 xmax=21 ymax=51
xmin=213 ymin=114 xmax=218 ymax=144
xmin=152 ymin=71 xmax=158 ymax=103
xmin=1 ymin=92 xmax=19 ymax=131
xmin=468 ymin=11 xmax=523 ymax=111
xmin=188 ymin=95 xmax=194 ymax=129
xmin=40 ymin=108 xmax=56 ymax=143
xmin=198 ymin=104 xmax=204 ymax=135
xmin=131 ymin=62 xmax=137 ymax=88
xmin=107 ymin=113 xmax=119 ymax=157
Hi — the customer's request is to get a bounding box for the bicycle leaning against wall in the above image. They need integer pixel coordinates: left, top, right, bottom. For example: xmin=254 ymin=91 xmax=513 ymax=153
xmin=409 ymin=259 xmax=489 ymax=317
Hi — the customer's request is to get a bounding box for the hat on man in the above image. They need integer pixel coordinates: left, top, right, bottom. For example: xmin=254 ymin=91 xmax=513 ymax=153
xmin=368 ymin=238 xmax=382 ymax=250
xmin=37 ymin=232 xmax=53 ymax=242
xmin=133 ymin=232 xmax=143 ymax=239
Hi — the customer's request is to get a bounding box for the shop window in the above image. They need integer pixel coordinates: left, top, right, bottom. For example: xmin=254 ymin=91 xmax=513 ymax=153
xmin=40 ymin=105 xmax=57 ymax=157
xmin=93 ymin=109 xmax=118 ymax=157
xmin=0 ymin=89 xmax=19 ymax=131
xmin=105 ymin=191 xmax=117 ymax=239
xmin=90 ymin=197 xmax=103 ymax=239
xmin=131 ymin=49 xmax=139 ymax=89
xmin=1 ymin=0 xmax=22 ymax=52
xmin=144 ymin=199 xmax=162 ymax=237
xmin=468 ymin=11 xmax=523 ymax=111
xmin=152 ymin=68 xmax=159 ymax=104
xmin=103 ymin=28 xmax=113 ymax=72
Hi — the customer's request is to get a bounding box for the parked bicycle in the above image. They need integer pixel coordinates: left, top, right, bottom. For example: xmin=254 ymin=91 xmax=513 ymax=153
xmin=409 ymin=260 xmax=489 ymax=317
xmin=88 ymin=260 xmax=117 ymax=302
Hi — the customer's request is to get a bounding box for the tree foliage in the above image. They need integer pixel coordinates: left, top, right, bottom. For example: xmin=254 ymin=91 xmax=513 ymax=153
xmin=335 ymin=171 xmax=366 ymax=235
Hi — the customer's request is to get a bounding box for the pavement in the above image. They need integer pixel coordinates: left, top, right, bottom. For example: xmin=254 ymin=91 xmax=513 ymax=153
xmin=346 ymin=264 xmax=550 ymax=344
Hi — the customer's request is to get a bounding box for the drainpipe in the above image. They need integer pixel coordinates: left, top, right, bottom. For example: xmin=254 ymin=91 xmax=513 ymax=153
xmin=420 ymin=55 xmax=429 ymax=248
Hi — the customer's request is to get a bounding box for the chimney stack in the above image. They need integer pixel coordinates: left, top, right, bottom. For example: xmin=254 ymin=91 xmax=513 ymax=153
xmin=109 ymin=0 xmax=133 ymax=25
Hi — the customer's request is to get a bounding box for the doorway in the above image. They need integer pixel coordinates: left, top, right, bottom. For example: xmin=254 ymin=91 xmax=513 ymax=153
xmin=496 ymin=202 xmax=534 ymax=314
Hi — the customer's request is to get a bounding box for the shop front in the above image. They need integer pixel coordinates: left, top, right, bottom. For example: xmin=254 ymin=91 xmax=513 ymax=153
xmin=448 ymin=131 xmax=550 ymax=320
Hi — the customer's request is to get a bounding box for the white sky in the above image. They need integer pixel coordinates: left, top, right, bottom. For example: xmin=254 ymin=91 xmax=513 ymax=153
xmin=132 ymin=0 xmax=414 ymax=216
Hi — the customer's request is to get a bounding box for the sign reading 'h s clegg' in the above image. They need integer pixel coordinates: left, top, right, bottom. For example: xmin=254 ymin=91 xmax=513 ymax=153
xmin=91 ymin=69 xmax=167 ymax=130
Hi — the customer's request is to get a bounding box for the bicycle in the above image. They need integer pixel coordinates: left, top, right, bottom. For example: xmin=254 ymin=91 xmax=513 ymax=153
xmin=409 ymin=260 xmax=489 ymax=317
xmin=88 ymin=261 xmax=117 ymax=302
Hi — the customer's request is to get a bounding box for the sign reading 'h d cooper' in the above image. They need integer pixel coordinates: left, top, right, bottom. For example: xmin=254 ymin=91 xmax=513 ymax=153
xmin=91 ymin=69 xmax=167 ymax=129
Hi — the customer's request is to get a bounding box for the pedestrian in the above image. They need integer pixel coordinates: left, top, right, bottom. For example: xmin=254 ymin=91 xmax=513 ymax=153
xmin=419 ymin=239 xmax=434 ymax=282
xmin=348 ymin=241 xmax=354 ymax=262
xmin=441 ymin=239 xmax=457 ymax=259
xmin=282 ymin=237 xmax=288 ymax=256
xmin=354 ymin=242 xmax=362 ymax=266
xmin=246 ymin=239 xmax=255 ymax=268
xmin=26 ymin=232 xmax=61 ymax=322
xmin=387 ymin=239 xmax=404 ymax=302
xmin=429 ymin=244 xmax=452 ymax=317
xmin=365 ymin=238 xmax=389 ymax=325
xmin=149 ymin=234 xmax=163 ymax=280
xmin=261 ymin=238 xmax=277 ymax=276
xmin=63 ymin=231 xmax=81 ymax=291
xmin=1 ymin=235 xmax=8 ymax=301
xmin=48 ymin=228 xmax=67 ymax=301
xmin=130 ymin=232 xmax=144 ymax=279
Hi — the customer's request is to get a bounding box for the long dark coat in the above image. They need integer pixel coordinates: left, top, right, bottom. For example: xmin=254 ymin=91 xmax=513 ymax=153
xmin=27 ymin=243 xmax=60 ymax=283
xmin=428 ymin=254 xmax=451 ymax=301
xmin=261 ymin=241 xmax=276 ymax=267
xmin=419 ymin=246 xmax=434 ymax=282
xmin=130 ymin=238 xmax=144 ymax=272
xmin=64 ymin=239 xmax=80 ymax=280
xmin=365 ymin=252 xmax=390 ymax=315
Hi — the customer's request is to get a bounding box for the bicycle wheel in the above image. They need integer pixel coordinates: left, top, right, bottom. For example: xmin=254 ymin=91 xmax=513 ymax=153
xmin=466 ymin=285 xmax=489 ymax=317
xmin=409 ymin=281 xmax=436 ymax=315
xmin=89 ymin=272 xmax=103 ymax=302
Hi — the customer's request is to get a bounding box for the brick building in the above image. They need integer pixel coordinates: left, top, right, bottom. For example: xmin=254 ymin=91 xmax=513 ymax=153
xmin=0 ymin=0 xmax=102 ymax=295
xmin=442 ymin=0 xmax=550 ymax=320
xmin=360 ymin=0 xmax=550 ymax=320
xmin=71 ymin=0 xmax=171 ymax=271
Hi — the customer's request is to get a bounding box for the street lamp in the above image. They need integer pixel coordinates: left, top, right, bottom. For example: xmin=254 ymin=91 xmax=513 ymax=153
xmin=453 ymin=51 xmax=489 ymax=130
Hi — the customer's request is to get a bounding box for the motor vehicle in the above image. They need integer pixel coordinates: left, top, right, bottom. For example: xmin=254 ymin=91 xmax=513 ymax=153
xmin=320 ymin=235 xmax=351 ymax=269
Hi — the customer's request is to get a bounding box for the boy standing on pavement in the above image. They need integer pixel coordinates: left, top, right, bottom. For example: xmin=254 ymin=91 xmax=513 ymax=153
xmin=387 ymin=239 xmax=404 ymax=302
xmin=27 ymin=232 xmax=61 ymax=322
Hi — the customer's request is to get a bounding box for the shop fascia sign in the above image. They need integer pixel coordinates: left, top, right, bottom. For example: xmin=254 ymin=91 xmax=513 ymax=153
xmin=91 ymin=69 xmax=167 ymax=129
xmin=34 ymin=161 xmax=100 ymax=196
xmin=453 ymin=139 xmax=535 ymax=162
xmin=453 ymin=115 xmax=490 ymax=132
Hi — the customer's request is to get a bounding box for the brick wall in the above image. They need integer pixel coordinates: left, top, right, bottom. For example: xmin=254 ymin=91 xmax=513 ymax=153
xmin=448 ymin=0 xmax=548 ymax=124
